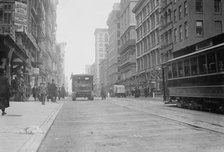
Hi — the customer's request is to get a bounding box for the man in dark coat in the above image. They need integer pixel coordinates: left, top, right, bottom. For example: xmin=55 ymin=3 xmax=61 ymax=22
xmin=0 ymin=69 xmax=10 ymax=115
xmin=61 ymin=84 xmax=66 ymax=99
xmin=47 ymin=82 xmax=51 ymax=101
xmin=50 ymin=79 xmax=57 ymax=102
xmin=32 ymin=85 xmax=38 ymax=101
xmin=100 ymin=83 xmax=106 ymax=100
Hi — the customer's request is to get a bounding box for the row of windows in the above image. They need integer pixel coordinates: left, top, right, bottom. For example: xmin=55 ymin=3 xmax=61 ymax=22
xmin=161 ymin=29 xmax=172 ymax=47
xmin=163 ymin=20 xmax=222 ymax=44
xmin=136 ymin=29 xmax=160 ymax=57
xmin=167 ymin=49 xmax=224 ymax=79
xmin=136 ymin=0 xmax=159 ymax=26
xmin=98 ymin=33 xmax=109 ymax=42
xmin=0 ymin=4 xmax=13 ymax=24
xmin=136 ymin=11 xmax=160 ymax=41
xmin=196 ymin=0 xmax=222 ymax=13
xmin=174 ymin=21 xmax=188 ymax=42
xmin=137 ymin=49 xmax=160 ymax=72
xmin=173 ymin=1 xmax=188 ymax=23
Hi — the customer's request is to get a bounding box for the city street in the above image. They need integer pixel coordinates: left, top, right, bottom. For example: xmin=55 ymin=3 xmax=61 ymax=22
xmin=38 ymin=97 xmax=224 ymax=152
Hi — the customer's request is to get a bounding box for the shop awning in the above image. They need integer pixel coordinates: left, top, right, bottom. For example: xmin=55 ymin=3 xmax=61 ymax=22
xmin=0 ymin=34 xmax=28 ymax=62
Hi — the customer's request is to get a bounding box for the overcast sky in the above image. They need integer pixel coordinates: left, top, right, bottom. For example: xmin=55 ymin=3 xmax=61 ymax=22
xmin=56 ymin=0 xmax=120 ymax=77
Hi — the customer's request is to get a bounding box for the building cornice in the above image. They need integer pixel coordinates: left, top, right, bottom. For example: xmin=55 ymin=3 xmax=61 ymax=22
xmin=132 ymin=0 xmax=146 ymax=13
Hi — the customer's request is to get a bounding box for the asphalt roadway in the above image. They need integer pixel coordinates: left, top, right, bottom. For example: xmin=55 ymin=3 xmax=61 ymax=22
xmin=38 ymin=97 xmax=224 ymax=152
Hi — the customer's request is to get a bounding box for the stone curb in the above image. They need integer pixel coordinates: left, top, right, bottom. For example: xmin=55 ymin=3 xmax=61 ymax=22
xmin=18 ymin=103 xmax=63 ymax=152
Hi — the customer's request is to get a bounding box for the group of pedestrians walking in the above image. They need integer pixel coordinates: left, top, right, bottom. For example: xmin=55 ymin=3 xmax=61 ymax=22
xmin=32 ymin=79 xmax=66 ymax=105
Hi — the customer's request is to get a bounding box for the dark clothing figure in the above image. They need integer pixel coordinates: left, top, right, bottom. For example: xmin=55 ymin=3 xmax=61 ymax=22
xmin=61 ymin=85 xmax=66 ymax=99
xmin=101 ymin=86 xmax=106 ymax=100
xmin=57 ymin=89 xmax=61 ymax=100
xmin=39 ymin=84 xmax=47 ymax=105
xmin=32 ymin=86 xmax=38 ymax=101
xmin=50 ymin=80 xmax=57 ymax=102
xmin=0 ymin=75 xmax=10 ymax=115
xmin=47 ymin=83 xmax=51 ymax=101
xmin=18 ymin=84 xmax=26 ymax=102
xmin=134 ymin=87 xmax=140 ymax=98
xmin=144 ymin=87 xmax=149 ymax=97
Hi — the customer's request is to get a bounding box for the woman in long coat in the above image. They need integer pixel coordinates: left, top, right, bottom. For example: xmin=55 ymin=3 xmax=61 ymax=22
xmin=0 ymin=69 xmax=10 ymax=115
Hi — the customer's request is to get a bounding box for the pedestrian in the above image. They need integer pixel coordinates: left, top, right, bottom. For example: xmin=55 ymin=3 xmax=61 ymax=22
xmin=100 ymin=83 xmax=106 ymax=100
xmin=50 ymin=79 xmax=57 ymax=102
xmin=39 ymin=83 xmax=47 ymax=105
xmin=0 ymin=69 xmax=10 ymax=116
xmin=57 ymin=87 xmax=61 ymax=100
xmin=20 ymin=83 xmax=26 ymax=102
xmin=32 ymin=85 xmax=38 ymax=101
xmin=61 ymin=84 xmax=66 ymax=99
xmin=47 ymin=82 xmax=51 ymax=101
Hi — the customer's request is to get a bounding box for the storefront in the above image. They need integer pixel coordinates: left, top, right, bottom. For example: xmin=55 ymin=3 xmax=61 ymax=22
xmin=0 ymin=34 xmax=28 ymax=100
xmin=0 ymin=35 xmax=28 ymax=82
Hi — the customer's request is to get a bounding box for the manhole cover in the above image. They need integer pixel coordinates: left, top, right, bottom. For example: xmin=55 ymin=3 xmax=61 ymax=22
xmin=6 ymin=114 xmax=22 ymax=117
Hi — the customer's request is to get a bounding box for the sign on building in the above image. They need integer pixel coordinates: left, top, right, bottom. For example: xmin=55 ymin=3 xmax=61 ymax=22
xmin=14 ymin=1 xmax=28 ymax=33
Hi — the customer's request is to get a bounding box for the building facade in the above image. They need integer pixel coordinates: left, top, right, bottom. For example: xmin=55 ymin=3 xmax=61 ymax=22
xmin=94 ymin=28 xmax=109 ymax=93
xmin=118 ymin=0 xmax=139 ymax=92
xmin=99 ymin=58 xmax=108 ymax=90
xmin=160 ymin=0 xmax=224 ymax=61
xmin=133 ymin=0 xmax=162 ymax=95
xmin=0 ymin=0 xmax=62 ymax=99
xmin=106 ymin=3 xmax=121 ymax=90
xmin=172 ymin=0 xmax=224 ymax=57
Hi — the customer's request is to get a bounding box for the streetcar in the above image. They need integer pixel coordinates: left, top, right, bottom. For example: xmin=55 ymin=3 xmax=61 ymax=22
xmin=162 ymin=33 xmax=224 ymax=112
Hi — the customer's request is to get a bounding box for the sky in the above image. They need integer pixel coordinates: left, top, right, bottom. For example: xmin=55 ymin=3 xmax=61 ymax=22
xmin=56 ymin=0 xmax=120 ymax=77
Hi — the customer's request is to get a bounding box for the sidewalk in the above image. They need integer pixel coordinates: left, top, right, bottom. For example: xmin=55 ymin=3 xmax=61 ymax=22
xmin=0 ymin=100 xmax=63 ymax=152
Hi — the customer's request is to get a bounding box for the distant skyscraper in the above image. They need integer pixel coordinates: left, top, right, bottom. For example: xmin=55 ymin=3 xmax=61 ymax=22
xmin=106 ymin=3 xmax=121 ymax=89
xmin=94 ymin=28 xmax=109 ymax=92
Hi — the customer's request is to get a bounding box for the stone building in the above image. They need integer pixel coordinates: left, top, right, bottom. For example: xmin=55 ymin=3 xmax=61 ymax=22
xmin=118 ymin=0 xmax=139 ymax=92
xmin=99 ymin=58 xmax=108 ymax=90
xmin=55 ymin=42 xmax=66 ymax=86
xmin=94 ymin=28 xmax=109 ymax=94
xmin=106 ymin=3 xmax=121 ymax=90
xmin=0 ymin=0 xmax=60 ymax=98
xmin=133 ymin=0 xmax=162 ymax=95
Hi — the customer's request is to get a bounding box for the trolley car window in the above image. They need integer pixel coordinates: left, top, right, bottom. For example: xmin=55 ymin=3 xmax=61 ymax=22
xmin=198 ymin=55 xmax=207 ymax=74
xmin=178 ymin=61 xmax=184 ymax=77
xmin=167 ymin=64 xmax=172 ymax=79
xmin=207 ymin=52 xmax=217 ymax=73
xmin=190 ymin=57 xmax=198 ymax=75
xmin=217 ymin=49 xmax=224 ymax=72
xmin=172 ymin=63 xmax=178 ymax=78
xmin=184 ymin=59 xmax=190 ymax=76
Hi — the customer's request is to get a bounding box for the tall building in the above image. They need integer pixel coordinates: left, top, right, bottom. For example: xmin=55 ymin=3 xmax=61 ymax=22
xmin=55 ymin=42 xmax=66 ymax=86
xmin=106 ymin=3 xmax=121 ymax=90
xmin=118 ymin=0 xmax=139 ymax=92
xmin=133 ymin=0 xmax=162 ymax=94
xmin=94 ymin=28 xmax=109 ymax=93
xmin=0 ymin=0 xmax=59 ymax=99
xmin=99 ymin=59 xmax=108 ymax=89
xmin=160 ymin=0 xmax=173 ymax=63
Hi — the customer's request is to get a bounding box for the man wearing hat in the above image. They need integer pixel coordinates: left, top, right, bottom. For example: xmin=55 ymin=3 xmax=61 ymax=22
xmin=0 ymin=69 xmax=10 ymax=115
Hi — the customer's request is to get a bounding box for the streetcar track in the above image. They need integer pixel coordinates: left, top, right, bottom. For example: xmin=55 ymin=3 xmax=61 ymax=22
xmin=110 ymin=98 xmax=224 ymax=135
